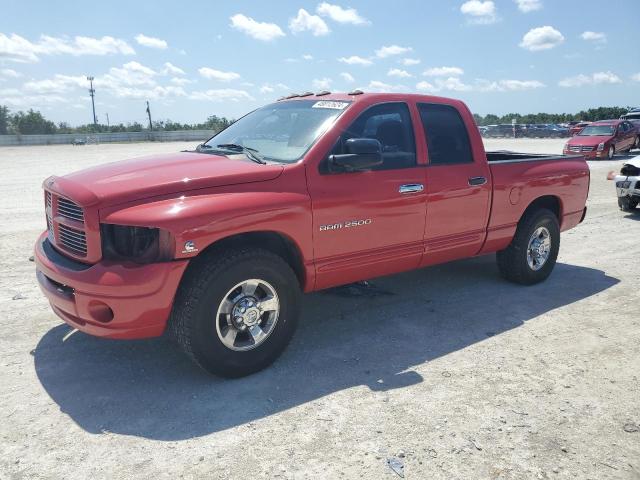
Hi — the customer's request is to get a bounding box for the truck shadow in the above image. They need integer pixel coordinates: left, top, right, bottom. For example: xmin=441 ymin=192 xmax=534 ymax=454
xmin=33 ymin=255 xmax=618 ymax=440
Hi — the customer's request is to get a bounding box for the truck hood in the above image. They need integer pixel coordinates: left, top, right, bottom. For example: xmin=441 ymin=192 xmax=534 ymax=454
xmin=568 ymin=135 xmax=612 ymax=146
xmin=47 ymin=152 xmax=284 ymax=207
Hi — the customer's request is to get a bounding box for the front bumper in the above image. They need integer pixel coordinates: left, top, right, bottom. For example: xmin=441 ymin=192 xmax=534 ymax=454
xmin=34 ymin=232 xmax=189 ymax=339
xmin=563 ymin=148 xmax=605 ymax=159
xmin=614 ymin=175 xmax=640 ymax=202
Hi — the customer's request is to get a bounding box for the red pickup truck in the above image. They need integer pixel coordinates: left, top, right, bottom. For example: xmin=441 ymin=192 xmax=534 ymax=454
xmin=35 ymin=93 xmax=590 ymax=377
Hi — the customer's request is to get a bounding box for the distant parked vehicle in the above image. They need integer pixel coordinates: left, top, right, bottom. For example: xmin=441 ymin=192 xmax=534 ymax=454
xmin=525 ymin=124 xmax=570 ymax=138
xmin=71 ymin=138 xmax=87 ymax=146
xmin=483 ymin=124 xmax=526 ymax=138
xmin=563 ymin=119 xmax=639 ymax=159
xmin=570 ymin=122 xmax=591 ymax=136
xmin=620 ymin=107 xmax=640 ymax=120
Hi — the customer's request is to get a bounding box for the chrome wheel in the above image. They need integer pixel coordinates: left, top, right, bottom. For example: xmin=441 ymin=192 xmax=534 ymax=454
xmin=526 ymin=227 xmax=551 ymax=271
xmin=215 ymin=279 xmax=280 ymax=351
xmin=608 ymin=146 xmax=614 ymax=159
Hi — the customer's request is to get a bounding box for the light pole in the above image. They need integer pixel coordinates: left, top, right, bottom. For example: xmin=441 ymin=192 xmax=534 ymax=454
xmin=105 ymin=113 xmax=110 ymax=128
xmin=146 ymin=101 xmax=153 ymax=131
xmin=87 ymin=76 xmax=97 ymax=127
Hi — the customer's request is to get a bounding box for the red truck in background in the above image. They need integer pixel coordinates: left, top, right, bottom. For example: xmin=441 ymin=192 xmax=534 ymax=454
xmin=35 ymin=92 xmax=590 ymax=377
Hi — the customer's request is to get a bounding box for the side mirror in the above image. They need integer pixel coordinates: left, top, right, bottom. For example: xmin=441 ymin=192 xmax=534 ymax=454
xmin=329 ymin=138 xmax=383 ymax=172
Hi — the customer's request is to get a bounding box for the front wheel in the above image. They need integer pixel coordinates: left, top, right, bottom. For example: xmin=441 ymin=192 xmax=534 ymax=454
xmin=607 ymin=145 xmax=615 ymax=160
xmin=496 ymin=208 xmax=560 ymax=285
xmin=170 ymin=248 xmax=301 ymax=377
xmin=618 ymin=197 xmax=638 ymax=212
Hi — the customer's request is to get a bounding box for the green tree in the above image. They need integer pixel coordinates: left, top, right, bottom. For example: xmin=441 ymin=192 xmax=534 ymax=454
xmin=11 ymin=109 xmax=57 ymax=134
xmin=0 ymin=105 xmax=9 ymax=135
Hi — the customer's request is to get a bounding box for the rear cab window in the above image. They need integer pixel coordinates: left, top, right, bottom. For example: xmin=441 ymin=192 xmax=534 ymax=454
xmin=417 ymin=103 xmax=474 ymax=166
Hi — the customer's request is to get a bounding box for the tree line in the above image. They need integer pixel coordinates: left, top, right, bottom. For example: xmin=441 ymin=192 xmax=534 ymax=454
xmin=0 ymin=104 xmax=634 ymax=136
xmin=473 ymin=106 xmax=631 ymax=126
xmin=0 ymin=106 xmax=233 ymax=135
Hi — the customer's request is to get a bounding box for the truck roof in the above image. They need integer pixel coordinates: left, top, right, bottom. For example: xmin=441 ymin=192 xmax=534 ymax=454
xmin=276 ymin=91 xmax=467 ymax=107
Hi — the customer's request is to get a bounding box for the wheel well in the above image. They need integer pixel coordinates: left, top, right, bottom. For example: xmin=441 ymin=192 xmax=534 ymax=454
xmin=196 ymin=231 xmax=306 ymax=287
xmin=521 ymin=196 xmax=561 ymax=224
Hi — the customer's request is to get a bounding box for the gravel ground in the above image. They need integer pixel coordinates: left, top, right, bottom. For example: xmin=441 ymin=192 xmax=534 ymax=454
xmin=0 ymin=139 xmax=639 ymax=480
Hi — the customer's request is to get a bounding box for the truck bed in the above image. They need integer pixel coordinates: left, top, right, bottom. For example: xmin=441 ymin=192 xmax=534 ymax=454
xmin=486 ymin=151 xmax=584 ymax=163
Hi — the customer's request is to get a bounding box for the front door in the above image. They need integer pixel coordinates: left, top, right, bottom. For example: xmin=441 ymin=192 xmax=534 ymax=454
xmin=307 ymin=102 xmax=427 ymax=290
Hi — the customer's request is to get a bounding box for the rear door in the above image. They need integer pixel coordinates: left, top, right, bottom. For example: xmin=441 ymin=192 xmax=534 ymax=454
xmin=308 ymin=102 xmax=427 ymax=289
xmin=416 ymin=102 xmax=492 ymax=266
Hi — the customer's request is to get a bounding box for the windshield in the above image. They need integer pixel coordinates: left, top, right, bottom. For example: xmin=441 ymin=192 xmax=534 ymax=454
xmin=579 ymin=125 xmax=615 ymax=136
xmin=203 ymin=99 xmax=351 ymax=163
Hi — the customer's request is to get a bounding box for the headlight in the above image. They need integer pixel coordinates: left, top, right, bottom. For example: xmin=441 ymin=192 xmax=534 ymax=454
xmin=100 ymin=224 xmax=174 ymax=263
xmin=616 ymin=181 xmax=631 ymax=188
xmin=597 ymin=142 xmax=605 ymax=151
xmin=564 ymin=142 xmax=570 ymax=150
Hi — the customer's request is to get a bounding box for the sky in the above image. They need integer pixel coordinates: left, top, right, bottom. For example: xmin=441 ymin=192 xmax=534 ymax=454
xmin=1 ymin=0 xmax=638 ymax=126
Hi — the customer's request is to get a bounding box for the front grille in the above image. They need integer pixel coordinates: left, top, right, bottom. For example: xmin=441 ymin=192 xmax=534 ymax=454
xmin=44 ymin=189 xmax=89 ymax=259
xmin=58 ymin=224 xmax=87 ymax=256
xmin=57 ymin=197 xmax=84 ymax=223
xmin=569 ymin=145 xmax=594 ymax=152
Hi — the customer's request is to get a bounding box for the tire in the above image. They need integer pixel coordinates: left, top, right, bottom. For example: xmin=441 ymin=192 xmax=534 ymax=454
xmin=632 ymin=136 xmax=639 ymax=151
xmin=496 ymin=208 xmax=560 ymax=285
xmin=169 ymin=247 xmax=301 ymax=378
xmin=618 ymin=197 xmax=638 ymax=212
xmin=607 ymin=145 xmax=615 ymax=160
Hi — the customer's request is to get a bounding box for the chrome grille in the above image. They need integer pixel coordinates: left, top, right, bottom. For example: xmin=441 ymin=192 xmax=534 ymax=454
xmin=45 ymin=192 xmax=54 ymax=242
xmin=57 ymin=197 xmax=84 ymax=223
xmin=569 ymin=145 xmax=594 ymax=152
xmin=58 ymin=224 xmax=87 ymax=256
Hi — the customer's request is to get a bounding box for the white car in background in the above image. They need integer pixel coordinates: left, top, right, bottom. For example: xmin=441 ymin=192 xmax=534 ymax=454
xmin=615 ymin=156 xmax=640 ymax=212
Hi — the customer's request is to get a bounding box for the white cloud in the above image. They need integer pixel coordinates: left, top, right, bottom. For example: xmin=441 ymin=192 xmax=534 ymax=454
xmin=134 ymin=34 xmax=168 ymax=49
xmin=558 ymin=71 xmax=622 ymax=87
xmin=230 ymin=14 xmax=286 ymax=41
xmin=340 ymin=72 xmax=355 ymax=83
xmin=514 ymin=0 xmax=542 ymax=13
xmin=476 ymin=79 xmax=545 ymax=91
xmin=289 ymin=9 xmax=330 ymax=36
xmin=400 ymin=58 xmax=421 ymax=66
xmin=162 ymin=62 xmax=185 ymax=75
xmin=312 ymin=78 xmax=333 ymax=90
xmin=416 ymin=81 xmax=436 ymax=92
xmin=366 ymin=80 xmax=409 ymax=93
xmin=189 ymin=88 xmax=254 ymax=102
xmin=302 ymin=54 xmax=313 ymax=60
xmin=632 ymin=73 xmax=640 ymax=82
xmin=375 ymin=45 xmax=412 ymax=58
xmin=170 ymin=77 xmax=192 ymax=85
xmin=519 ymin=26 xmax=564 ymax=51
xmin=105 ymin=61 xmax=157 ymax=86
xmin=423 ymin=66 xmax=464 ymax=77
xmin=460 ymin=1 xmax=497 ymax=24
xmin=388 ymin=68 xmax=412 ymax=78
xmin=1 ymin=68 xmax=21 ymax=78
xmin=0 ymin=33 xmax=135 ymax=63
xmin=260 ymin=85 xmax=275 ymax=93
xmin=23 ymin=74 xmax=86 ymax=93
xmin=580 ymin=31 xmax=607 ymax=43
xmin=338 ymin=55 xmax=373 ymax=66
xmin=198 ymin=67 xmax=241 ymax=82
xmin=316 ymin=2 xmax=370 ymax=25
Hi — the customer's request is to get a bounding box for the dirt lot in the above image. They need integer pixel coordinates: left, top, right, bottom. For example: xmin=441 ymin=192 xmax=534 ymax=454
xmin=1 ymin=139 xmax=639 ymax=479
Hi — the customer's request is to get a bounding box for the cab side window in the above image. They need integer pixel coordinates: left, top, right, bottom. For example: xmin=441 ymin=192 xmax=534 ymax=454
xmin=418 ymin=103 xmax=473 ymax=165
xmin=335 ymin=102 xmax=416 ymax=170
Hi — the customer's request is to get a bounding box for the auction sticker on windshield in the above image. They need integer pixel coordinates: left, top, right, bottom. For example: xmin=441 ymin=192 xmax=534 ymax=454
xmin=312 ymin=101 xmax=350 ymax=110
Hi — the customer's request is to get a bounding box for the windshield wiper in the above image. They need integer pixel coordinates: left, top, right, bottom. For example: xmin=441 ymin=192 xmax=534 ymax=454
xmin=216 ymin=144 xmax=266 ymax=164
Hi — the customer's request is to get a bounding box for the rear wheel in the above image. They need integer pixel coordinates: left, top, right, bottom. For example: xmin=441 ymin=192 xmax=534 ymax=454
xmin=170 ymin=248 xmax=301 ymax=377
xmin=497 ymin=208 xmax=560 ymax=285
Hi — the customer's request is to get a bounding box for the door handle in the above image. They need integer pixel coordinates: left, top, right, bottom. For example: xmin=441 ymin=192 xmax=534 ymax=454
xmin=468 ymin=176 xmax=487 ymax=186
xmin=399 ymin=184 xmax=424 ymax=194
